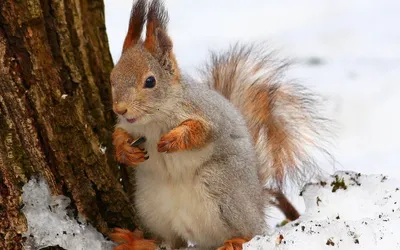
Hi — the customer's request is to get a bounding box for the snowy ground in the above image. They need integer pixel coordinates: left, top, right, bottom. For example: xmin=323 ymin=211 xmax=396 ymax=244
xmin=245 ymin=171 xmax=400 ymax=250
xmin=22 ymin=178 xmax=114 ymax=250
xmin=22 ymin=172 xmax=400 ymax=249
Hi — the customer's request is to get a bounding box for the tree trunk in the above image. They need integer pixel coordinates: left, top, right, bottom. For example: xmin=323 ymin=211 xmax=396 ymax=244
xmin=0 ymin=0 xmax=138 ymax=249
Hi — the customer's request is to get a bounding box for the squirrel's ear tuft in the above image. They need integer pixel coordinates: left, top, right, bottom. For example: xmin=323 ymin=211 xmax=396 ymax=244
xmin=122 ymin=0 xmax=147 ymax=53
xmin=144 ymin=0 xmax=179 ymax=77
xmin=144 ymin=0 xmax=168 ymax=54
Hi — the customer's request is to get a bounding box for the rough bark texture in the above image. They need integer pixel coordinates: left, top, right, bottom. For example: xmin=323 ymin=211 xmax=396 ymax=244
xmin=0 ymin=0 xmax=139 ymax=249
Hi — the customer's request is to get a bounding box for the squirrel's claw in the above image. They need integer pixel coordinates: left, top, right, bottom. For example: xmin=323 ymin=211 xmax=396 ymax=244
xmin=118 ymin=146 xmax=147 ymax=166
xmin=157 ymin=127 xmax=187 ymax=153
xmin=113 ymin=129 xmax=148 ymax=166
xmin=157 ymin=139 xmax=171 ymax=153
xmin=110 ymin=228 xmax=157 ymax=250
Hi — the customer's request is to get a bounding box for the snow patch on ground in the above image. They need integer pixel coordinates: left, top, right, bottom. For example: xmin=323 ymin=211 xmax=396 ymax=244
xmin=245 ymin=171 xmax=400 ymax=249
xmin=21 ymin=177 xmax=114 ymax=250
xmin=21 ymin=172 xmax=400 ymax=249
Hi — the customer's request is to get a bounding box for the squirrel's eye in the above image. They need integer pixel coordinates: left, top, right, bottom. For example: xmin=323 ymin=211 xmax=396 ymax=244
xmin=144 ymin=76 xmax=156 ymax=88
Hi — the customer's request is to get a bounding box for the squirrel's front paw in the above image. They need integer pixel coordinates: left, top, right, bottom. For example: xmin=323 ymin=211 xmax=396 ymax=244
xmin=113 ymin=128 xmax=148 ymax=166
xmin=117 ymin=142 xmax=148 ymax=166
xmin=157 ymin=129 xmax=185 ymax=153
xmin=158 ymin=119 xmax=210 ymax=153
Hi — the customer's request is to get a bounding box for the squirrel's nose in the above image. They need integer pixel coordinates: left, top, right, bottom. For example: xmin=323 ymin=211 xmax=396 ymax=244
xmin=113 ymin=103 xmax=128 ymax=116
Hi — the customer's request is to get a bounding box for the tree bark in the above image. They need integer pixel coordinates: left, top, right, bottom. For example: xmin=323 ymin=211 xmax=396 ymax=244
xmin=0 ymin=0 xmax=139 ymax=249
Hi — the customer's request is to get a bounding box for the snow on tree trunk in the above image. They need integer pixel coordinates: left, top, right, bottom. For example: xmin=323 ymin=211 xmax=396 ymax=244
xmin=0 ymin=0 xmax=139 ymax=248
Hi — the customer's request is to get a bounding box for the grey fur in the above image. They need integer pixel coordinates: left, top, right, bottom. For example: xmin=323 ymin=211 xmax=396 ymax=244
xmin=183 ymin=79 xmax=267 ymax=236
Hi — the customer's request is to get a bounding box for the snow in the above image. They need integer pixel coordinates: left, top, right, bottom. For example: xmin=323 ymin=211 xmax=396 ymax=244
xmin=245 ymin=171 xmax=400 ymax=249
xmin=21 ymin=177 xmax=114 ymax=250
xmin=21 ymin=172 xmax=400 ymax=250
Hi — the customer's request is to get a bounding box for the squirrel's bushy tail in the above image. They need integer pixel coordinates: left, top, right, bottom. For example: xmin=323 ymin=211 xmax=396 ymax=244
xmin=200 ymin=43 xmax=331 ymax=188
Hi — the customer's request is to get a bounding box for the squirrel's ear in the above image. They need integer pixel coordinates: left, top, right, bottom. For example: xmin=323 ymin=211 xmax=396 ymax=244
xmin=154 ymin=28 xmax=179 ymax=76
xmin=144 ymin=0 xmax=179 ymax=77
xmin=122 ymin=0 xmax=147 ymax=53
xmin=144 ymin=0 xmax=167 ymax=54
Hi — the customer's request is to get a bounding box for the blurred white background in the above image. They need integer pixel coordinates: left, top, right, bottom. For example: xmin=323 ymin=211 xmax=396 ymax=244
xmin=104 ymin=0 xmax=400 ymax=179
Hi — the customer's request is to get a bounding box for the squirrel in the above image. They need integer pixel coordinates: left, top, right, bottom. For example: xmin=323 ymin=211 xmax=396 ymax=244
xmin=110 ymin=0 xmax=329 ymax=249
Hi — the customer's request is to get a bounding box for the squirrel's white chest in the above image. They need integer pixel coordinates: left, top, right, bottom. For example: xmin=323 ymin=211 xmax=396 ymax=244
xmin=135 ymin=168 xmax=228 ymax=246
xmin=122 ymin=122 xmax=227 ymax=245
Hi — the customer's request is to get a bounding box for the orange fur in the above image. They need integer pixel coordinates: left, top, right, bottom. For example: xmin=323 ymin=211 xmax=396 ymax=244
xmin=113 ymin=128 xmax=147 ymax=166
xmin=123 ymin=0 xmax=147 ymax=52
xmin=111 ymin=228 xmax=157 ymax=250
xmin=157 ymin=119 xmax=211 ymax=153
xmin=144 ymin=26 xmax=155 ymax=54
xmin=144 ymin=21 xmax=157 ymax=55
xmin=144 ymin=0 xmax=167 ymax=55
xmin=143 ymin=1 xmax=181 ymax=82
xmin=144 ymin=0 xmax=167 ymax=54
xmin=201 ymin=44 xmax=330 ymax=187
xmin=217 ymin=237 xmax=251 ymax=250
xmin=244 ymin=85 xmax=299 ymax=183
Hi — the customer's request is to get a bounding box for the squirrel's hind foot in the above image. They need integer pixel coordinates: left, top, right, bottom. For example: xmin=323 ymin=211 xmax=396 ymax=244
xmin=216 ymin=237 xmax=251 ymax=250
xmin=111 ymin=228 xmax=157 ymax=250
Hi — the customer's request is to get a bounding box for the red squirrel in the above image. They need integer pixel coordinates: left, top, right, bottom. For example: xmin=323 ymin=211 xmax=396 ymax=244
xmin=110 ymin=0 xmax=329 ymax=249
